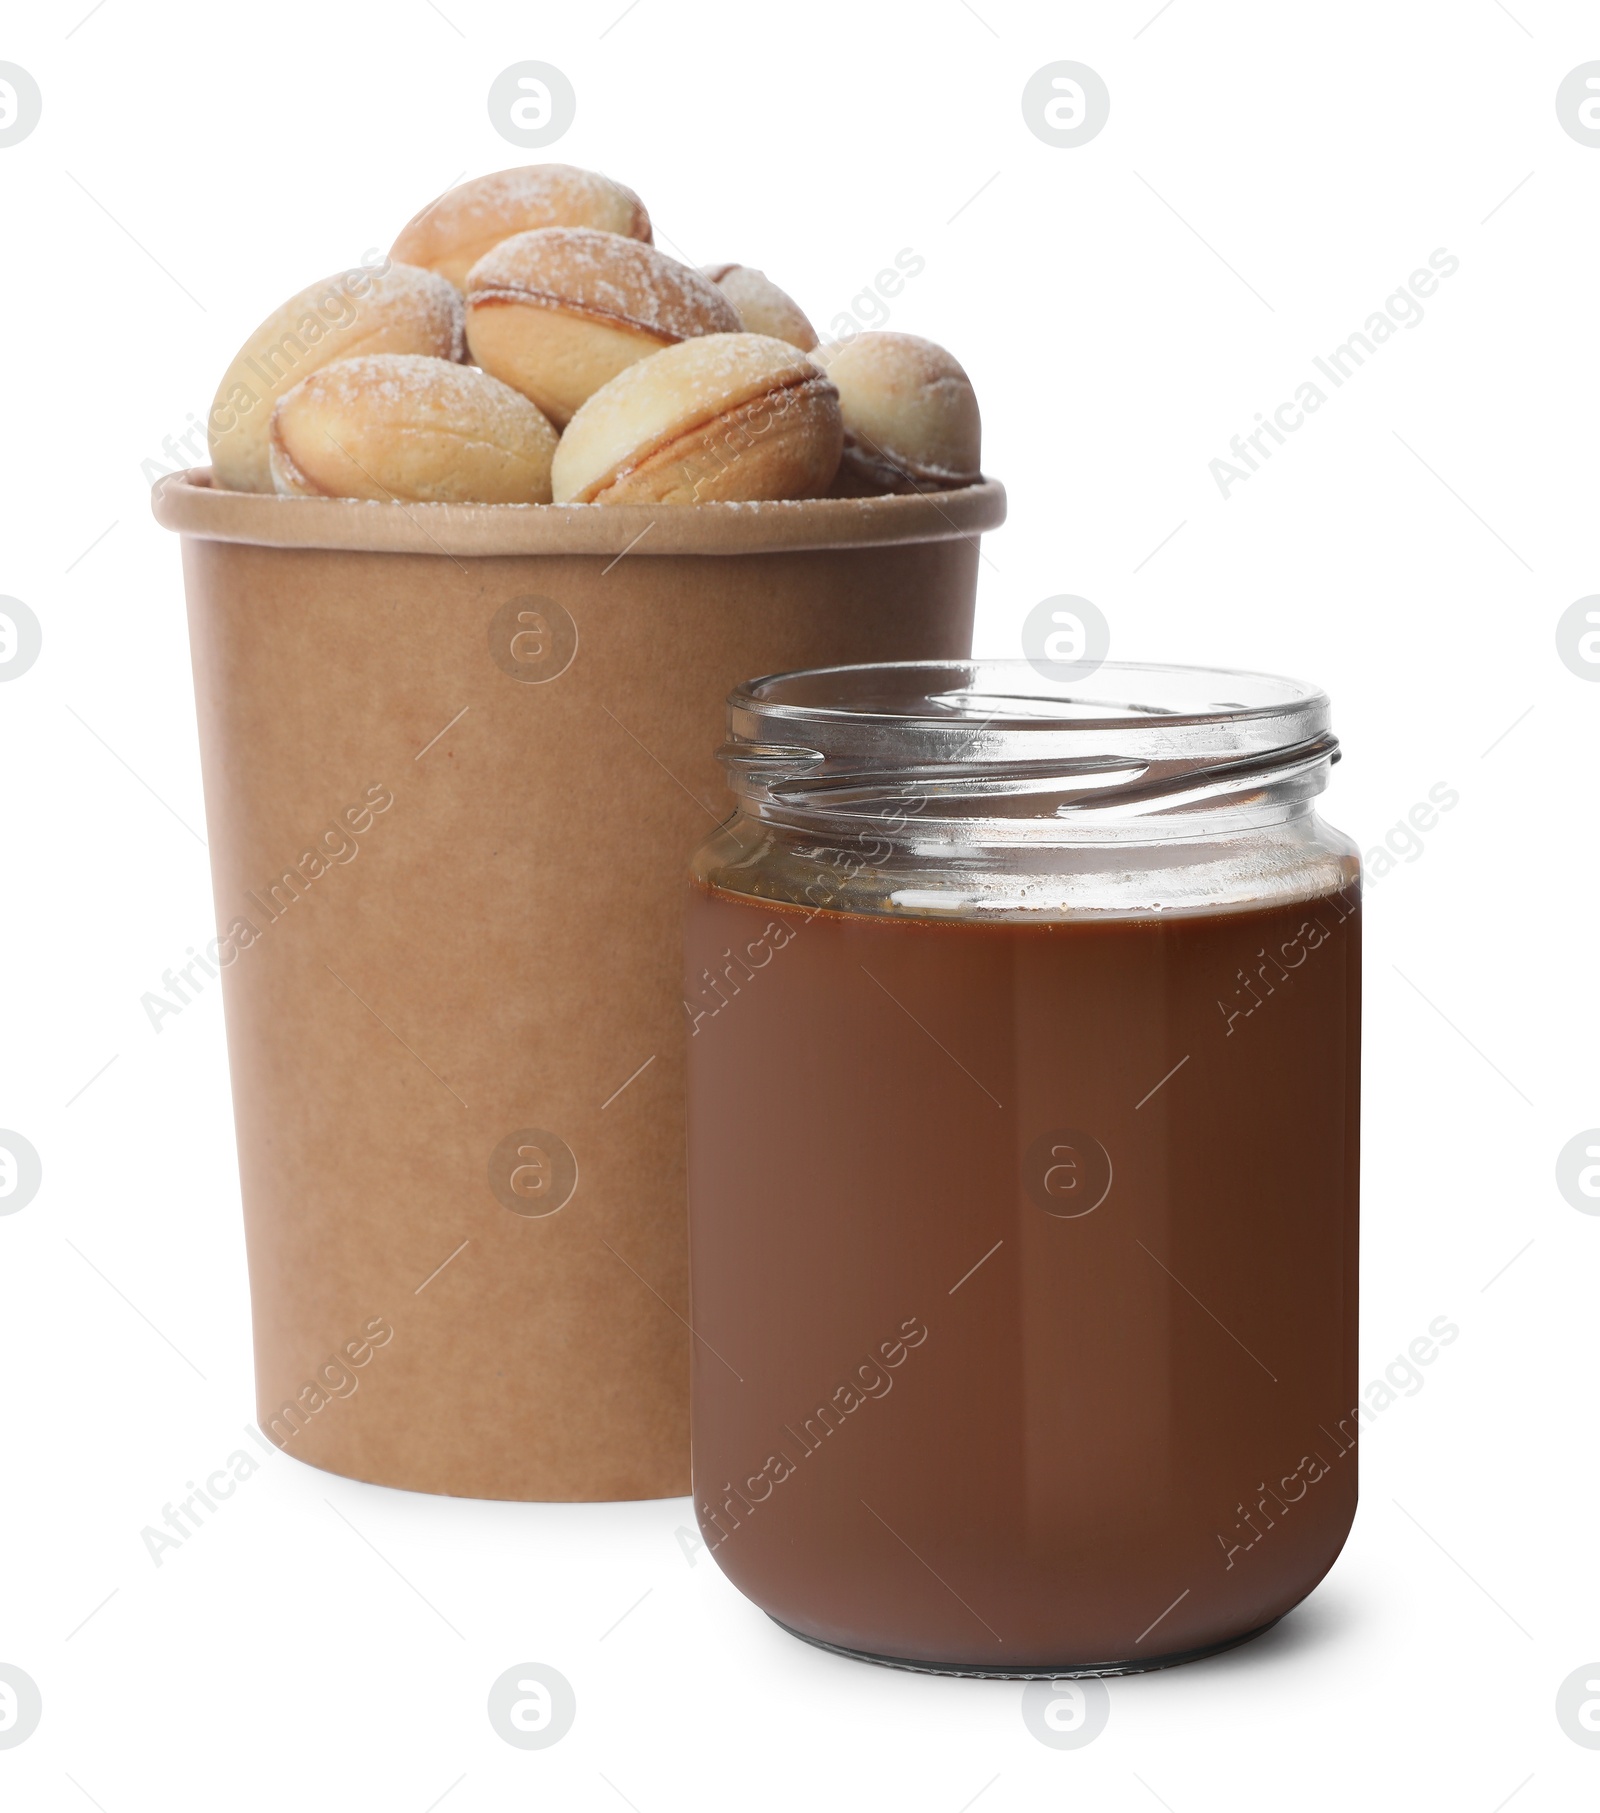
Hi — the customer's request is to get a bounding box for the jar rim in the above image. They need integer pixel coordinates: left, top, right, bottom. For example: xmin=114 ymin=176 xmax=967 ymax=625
xmin=721 ymin=660 xmax=1338 ymax=833
xmin=731 ymin=659 xmax=1328 ymax=732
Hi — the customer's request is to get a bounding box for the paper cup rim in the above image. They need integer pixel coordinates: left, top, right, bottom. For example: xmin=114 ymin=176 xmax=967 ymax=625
xmin=150 ymin=468 xmax=1006 ymax=557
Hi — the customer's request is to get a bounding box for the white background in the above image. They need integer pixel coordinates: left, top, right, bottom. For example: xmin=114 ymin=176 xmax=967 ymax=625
xmin=1 ymin=0 xmax=1596 ymax=1806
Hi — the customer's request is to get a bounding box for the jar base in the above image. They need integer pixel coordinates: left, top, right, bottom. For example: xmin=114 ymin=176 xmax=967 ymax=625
xmin=768 ymin=1613 xmax=1284 ymax=1680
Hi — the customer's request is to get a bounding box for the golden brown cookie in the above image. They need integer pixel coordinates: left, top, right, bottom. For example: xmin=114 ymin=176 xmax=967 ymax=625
xmin=208 ymin=264 xmax=464 ymax=493
xmin=268 ymin=354 xmax=558 ymax=504
xmin=465 ymin=228 xmax=740 ymax=428
xmin=551 ymin=333 xmax=842 ymax=505
xmin=811 ymin=332 xmax=980 ymax=492
xmin=701 ymin=264 xmax=817 ymax=350
xmin=391 ymin=163 xmax=651 ymax=289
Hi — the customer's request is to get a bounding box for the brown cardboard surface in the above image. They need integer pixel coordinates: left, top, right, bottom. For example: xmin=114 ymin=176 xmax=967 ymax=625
xmin=154 ymin=468 xmax=1004 ymax=1500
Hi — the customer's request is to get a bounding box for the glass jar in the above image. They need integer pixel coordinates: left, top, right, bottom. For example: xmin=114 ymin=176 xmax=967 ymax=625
xmin=685 ymin=660 xmax=1361 ymax=1677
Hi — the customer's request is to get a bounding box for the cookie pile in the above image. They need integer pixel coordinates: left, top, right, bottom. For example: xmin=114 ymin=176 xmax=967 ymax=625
xmin=206 ymin=164 xmax=982 ymax=507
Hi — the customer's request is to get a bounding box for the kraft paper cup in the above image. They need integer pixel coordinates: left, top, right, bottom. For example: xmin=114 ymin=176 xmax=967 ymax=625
xmin=152 ymin=469 xmax=1005 ymax=1500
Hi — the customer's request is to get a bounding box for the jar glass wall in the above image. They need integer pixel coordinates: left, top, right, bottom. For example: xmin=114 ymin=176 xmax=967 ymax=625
xmin=686 ymin=661 xmax=1361 ymax=1676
